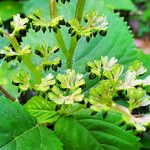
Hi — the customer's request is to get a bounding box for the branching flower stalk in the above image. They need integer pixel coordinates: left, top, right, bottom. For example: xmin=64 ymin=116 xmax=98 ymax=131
xmin=2 ymin=28 xmax=42 ymax=83
xmin=49 ymin=0 xmax=68 ymax=58
xmin=67 ymin=0 xmax=86 ymax=68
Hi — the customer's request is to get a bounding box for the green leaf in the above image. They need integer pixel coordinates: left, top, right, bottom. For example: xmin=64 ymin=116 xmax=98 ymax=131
xmin=24 ymin=96 xmax=60 ymax=124
xmin=0 ymin=37 xmax=9 ymax=49
xmin=104 ymin=0 xmax=137 ymax=11
xmin=0 ymin=1 xmax=22 ymax=21
xmin=0 ymin=97 xmax=63 ymax=149
xmin=141 ymin=132 xmax=150 ymax=150
xmin=0 ymin=62 xmax=19 ymax=98
xmin=55 ymin=110 xmax=141 ymax=150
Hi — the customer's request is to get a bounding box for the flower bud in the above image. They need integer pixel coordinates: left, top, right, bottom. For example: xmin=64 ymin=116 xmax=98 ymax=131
xmin=93 ymin=30 xmax=98 ymax=37
xmin=99 ymin=30 xmax=107 ymax=37
xmin=52 ymin=26 xmax=58 ymax=33
xmin=35 ymin=49 xmax=44 ymax=57
xmin=42 ymin=26 xmax=46 ymax=33
xmin=17 ymin=56 xmax=22 ymax=63
xmin=52 ymin=64 xmax=58 ymax=71
xmin=86 ymin=36 xmax=91 ymax=43
xmin=12 ymin=81 xmax=19 ymax=86
xmin=68 ymin=28 xmax=73 ymax=34
xmin=61 ymin=0 xmax=65 ymax=4
xmin=85 ymin=65 xmax=91 ymax=72
xmin=48 ymin=26 xmax=51 ymax=32
xmin=43 ymin=64 xmax=51 ymax=71
xmin=34 ymin=26 xmax=40 ymax=32
xmin=59 ymin=19 xmax=65 ymax=25
xmin=89 ymin=73 xmax=96 ymax=79
xmin=66 ymin=22 xmax=70 ymax=27
xmin=0 ymin=54 xmax=5 ymax=59
xmin=71 ymin=30 xmax=76 ymax=37
xmin=5 ymin=56 xmax=16 ymax=62
xmin=76 ymin=34 xmax=81 ymax=41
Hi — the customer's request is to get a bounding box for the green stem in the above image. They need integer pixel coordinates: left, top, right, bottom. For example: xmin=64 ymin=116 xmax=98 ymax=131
xmin=49 ymin=0 xmax=57 ymax=19
xmin=5 ymin=34 xmax=21 ymax=51
xmin=5 ymin=34 xmax=42 ymax=83
xmin=49 ymin=0 xmax=68 ymax=58
xmin=67 ymin=0 xmax=86 ymax=68
xmin=22 ymin=56 xmax=41 ymax=83
xmin=112 ymin=103 xmax=133 ymax=123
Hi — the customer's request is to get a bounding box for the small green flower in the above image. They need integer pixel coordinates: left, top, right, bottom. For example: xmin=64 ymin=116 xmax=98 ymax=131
xmin=118 ymin=71 xmax=143 ymax=90
xmin=0 ymin=45 xmax=31 ymax=62
xmin=11 ymin=14 xmax=29 ymax=34
xmin=12 ymin=70 xmax=30 ymax=91
xmin=34 ymin=73 xmax=55 ymax=92
xmin=89 ymin=80 xmax=115 ymax=109
xmin=86 ymin=60 xmax=101 ymax=77
xmin=48 ymin=69 xmax=85 ymax=105
xmin=56 ymin=69 xmax=85 ymax=91
xmin=48 ymin=86 xmax=84 ymax=104
xmin=29 ymin=9 xmax=65 ymax=33
xmin=67 ymin=11 xmax=108 ymax=42
xmin=128 ymin=60 xmax=147 ymax=76
xmin=127 ymin=87 xmax=150 ymax=111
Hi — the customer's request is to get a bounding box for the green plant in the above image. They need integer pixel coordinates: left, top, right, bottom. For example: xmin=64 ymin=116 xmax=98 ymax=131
xmin=0 ymin=0 xmax=150 ymax=149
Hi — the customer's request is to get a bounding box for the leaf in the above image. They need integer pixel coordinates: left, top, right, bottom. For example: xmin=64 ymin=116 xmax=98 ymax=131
xmin=104 ymin=0 xmax=137 ymax=11
xmin=0 ymin=96 xmax=63 ymax=150
xmin=55 ymin=110 xmax=141 ymax=150
xmin=24 ymin=96 xmax=60 ymax=124
xmin=0 ymin=1 xmax=22 ymax=21
xmin=141 ymin=132 xmax=150 ymax=150
xmin=0 ymin=37 xmax=9 ymax=49
xmin=0 ymin=62 xmax=19 ymax=98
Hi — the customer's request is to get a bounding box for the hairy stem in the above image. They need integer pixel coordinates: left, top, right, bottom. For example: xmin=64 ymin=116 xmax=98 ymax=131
xmin=0 ymin=85 xmax=16 ymax=102
xmin=49 ymin=0 xmax=68 ymax=58
xmin=112 ymin=103 xmax=133 ymax=124
xmin=67 ymin=0 xmax=86 ymax=68
xmin=49 ymin=0 xmax=57 ymax=18
xmin=4 ymin=33 xmax=42 ymax=83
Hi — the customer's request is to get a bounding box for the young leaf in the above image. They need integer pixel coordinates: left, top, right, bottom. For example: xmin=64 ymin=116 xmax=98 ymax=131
xmin=24 ymin=96 xmax=60 ymax=124
xmin=104 ymin=0 xmax=137 ymax=11
xmin=0 ymin=97 xmax=63 ymax=149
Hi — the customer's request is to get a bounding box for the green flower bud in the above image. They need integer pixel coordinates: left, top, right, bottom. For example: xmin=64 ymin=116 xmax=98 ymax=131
xmin=42 ymin=26 xmax=46 ymax=33
xmin=99 ymin=30 xmax=107 ymax=36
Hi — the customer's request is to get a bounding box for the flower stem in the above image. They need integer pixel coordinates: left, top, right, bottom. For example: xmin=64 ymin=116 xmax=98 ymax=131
xmin=49 ymin=0 xmax=68 ymax=58
xmin=67 ymin=0 xmax=86 ymax=68
xmin=4 ymin=33 xmax=42 ymax=83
